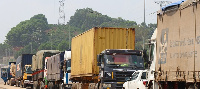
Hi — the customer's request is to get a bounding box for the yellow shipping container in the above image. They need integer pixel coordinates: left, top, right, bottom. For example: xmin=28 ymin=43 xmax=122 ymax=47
xmin=71 ymin=27 xmax=135 ymax=80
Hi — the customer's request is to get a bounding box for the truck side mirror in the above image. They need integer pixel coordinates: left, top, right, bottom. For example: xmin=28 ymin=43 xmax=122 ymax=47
xmin=97 ymin=54 xmax=102 ymax=66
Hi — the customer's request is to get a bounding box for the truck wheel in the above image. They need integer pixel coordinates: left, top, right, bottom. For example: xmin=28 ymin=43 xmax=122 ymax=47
xmin=39 ymin=81 xmax=44 ymax=89
xmin=59 ymin=83 xmax=62 ymax=89
xmin=15 ymin=80 xmax=18 ymax=87
xmin=33 ymin=81 xmax=38 ymax=89
xmin=24 ymin=83 xmax=27 ymax=88
xmin=9 ymin=79 xmax=12 ymax=86
xmin=10 ymin=78 xmax=15 ymax=86
xmin=20 ymin=80 xmax=23 ymax=88
xmin=7 ymin=80 xmax=10 ymax=85
xmin=48 ymin=82 xmax=54 ymax=89
xmin=48 ymin=82 xmax=52 ymax=89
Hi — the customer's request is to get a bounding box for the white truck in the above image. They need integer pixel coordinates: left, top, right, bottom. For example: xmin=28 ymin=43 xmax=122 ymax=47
xmin=146 ymin=29 xmax=159 ymax=89
xmin=63 ymin=50 xmax=72 ymax=89
xmin=123 ymin=70 xmax=148 ymax=89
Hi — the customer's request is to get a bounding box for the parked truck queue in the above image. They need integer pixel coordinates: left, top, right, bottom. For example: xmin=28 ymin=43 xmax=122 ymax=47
xmin=2 ymin=0 xmax=200 ymax=89
xmin=1 ymin=27 xmax=145 ymax=89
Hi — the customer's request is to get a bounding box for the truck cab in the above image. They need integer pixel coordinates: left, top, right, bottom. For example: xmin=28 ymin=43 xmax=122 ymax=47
xmin=97 ymin=49 xmax=144 ymax=88
xmin=146 ymin=29 xmax=159 ymax=89
xmin=63 ymin=50 xmax=72 ymax=89
xmin=1 ymin=66 xmax=9 ymax=85
xmin=23 ymin=64 xmax=33 ymax=87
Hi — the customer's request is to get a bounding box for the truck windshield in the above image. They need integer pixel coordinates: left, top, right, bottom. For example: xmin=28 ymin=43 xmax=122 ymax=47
xmin=104 ymin=54 xmax=144 ymax=67
xmin=1 ymin=68 xmax=7 ymax=77
xmin=25 ymin=66 xmax=32 ymax=74
xmin=66 ymin=59 xmax=71 ymax=73
xmin=67 ymin=59 xmax=71 ymax=68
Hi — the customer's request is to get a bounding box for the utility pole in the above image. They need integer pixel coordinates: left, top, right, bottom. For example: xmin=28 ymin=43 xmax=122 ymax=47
xmin=144 ymin=0 xmax=146 ymax=24
xmin=51 ymin=33 xmax=52 ymax=50
xmin=155 ymin=1 xmax=172 ymax=9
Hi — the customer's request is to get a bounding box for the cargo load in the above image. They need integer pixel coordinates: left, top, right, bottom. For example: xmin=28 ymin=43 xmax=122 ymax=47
xmin=32 ymin=50 xmax=60 ymax=89
xmin=146 ymin=0 xmax=200 ymax=88
xmin=71 ymin=27 xmax=135 ymax=78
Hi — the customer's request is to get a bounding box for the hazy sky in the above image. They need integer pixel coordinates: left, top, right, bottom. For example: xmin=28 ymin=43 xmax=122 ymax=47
xmin=0 ymin=0 xmax=179 ymax=43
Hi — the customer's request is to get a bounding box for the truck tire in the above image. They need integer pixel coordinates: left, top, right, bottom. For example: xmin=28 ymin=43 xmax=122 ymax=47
xmin=58 ymin=83 xmax=62 ymax=89
xmin=39 ymin=81 xmax=44 ymax=89
xmin=15 ymin=80 xmax=18 ymax=87
xmin=48 ymin=82 xmax=54 ymax=89
xmin=33 ymin=81 xmax=38 ymax=89
xmin=48 ymin=82 xmax=52 ymax=89
xmin=9 ymin=79 xmax=14 ymax=86
xmin=20 ymin=81 xmax=23 ymax=88
xmin=7 ymin=80 xmax=10 ymax=85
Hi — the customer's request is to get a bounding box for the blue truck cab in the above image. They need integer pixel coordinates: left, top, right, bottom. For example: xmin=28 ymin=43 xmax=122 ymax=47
xmin=1 ymin=62 xmax=16 ymax=85
xmin=1 ymin=66 xmax=9 ymax=85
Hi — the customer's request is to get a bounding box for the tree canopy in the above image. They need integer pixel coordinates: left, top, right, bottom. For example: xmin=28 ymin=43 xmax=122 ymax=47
xmin=2 ymin=8 xmax=156 ymax=60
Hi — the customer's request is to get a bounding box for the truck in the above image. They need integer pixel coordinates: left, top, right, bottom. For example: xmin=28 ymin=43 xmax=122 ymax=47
xmin=32 ymin=50 xmax=60 ymax=89
xmin=146 ymin=29 xmax=159 ymax=89
xmin=123 ymin=70 xmax=148 ymax=89
xmin=71 ymin=27 xmax=144 ymax=89
xmin=63 ymin=49 xmax=72 ymax=89
xmin=147 ymin=0 xmax=200 ymax=88
xmin=46 ymin=52 xmax=65 ymax=89
xmin=15 ymin=54 xmax=33 ymax=88
xmin=1 ymin=65 xmax=9 ymax=85
xmin=7 ymin=62 xmax=16 ymax=86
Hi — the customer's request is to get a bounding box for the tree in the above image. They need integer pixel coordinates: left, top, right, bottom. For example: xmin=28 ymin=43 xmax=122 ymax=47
xmin=6 ymin=14 xmax=49 ymax=47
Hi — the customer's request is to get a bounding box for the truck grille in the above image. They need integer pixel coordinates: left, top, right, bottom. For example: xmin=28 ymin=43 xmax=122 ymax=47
xmin=115 ymin=72 xmax=133 ymax=81
xmin=27 ymin=76 xmax=32 ymax=80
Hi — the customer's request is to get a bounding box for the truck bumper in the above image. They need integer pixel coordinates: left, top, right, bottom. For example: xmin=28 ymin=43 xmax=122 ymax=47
xmin=24 ymin=80 xmax=33 ymax=84
xmin=63 ymin=84 xmax=72 ymax=89
xmin=103 ymin=82 xmax=124 ymax=89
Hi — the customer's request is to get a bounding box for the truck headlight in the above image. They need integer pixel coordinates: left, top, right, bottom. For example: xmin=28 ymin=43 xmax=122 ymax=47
xmin=106 ymin=72 xmax=111 ymax=77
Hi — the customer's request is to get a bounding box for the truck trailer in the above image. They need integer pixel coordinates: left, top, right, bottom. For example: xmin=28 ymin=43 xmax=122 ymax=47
xmin=46 ymin=52 xmax=65 ymax=89
xmin=15 ymin=54 xmax=33 ymax=88
xmin=32 ymin=50 xmax=60 ymax=89
xmin=71 ymin=27 xmax=144 ymax=89
xmin=147 ymin=0 xmax=200 ymax=88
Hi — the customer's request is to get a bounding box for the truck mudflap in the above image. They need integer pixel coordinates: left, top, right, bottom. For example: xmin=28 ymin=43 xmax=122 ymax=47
xmin=103 ymin=82 xmax=124 ymax=89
